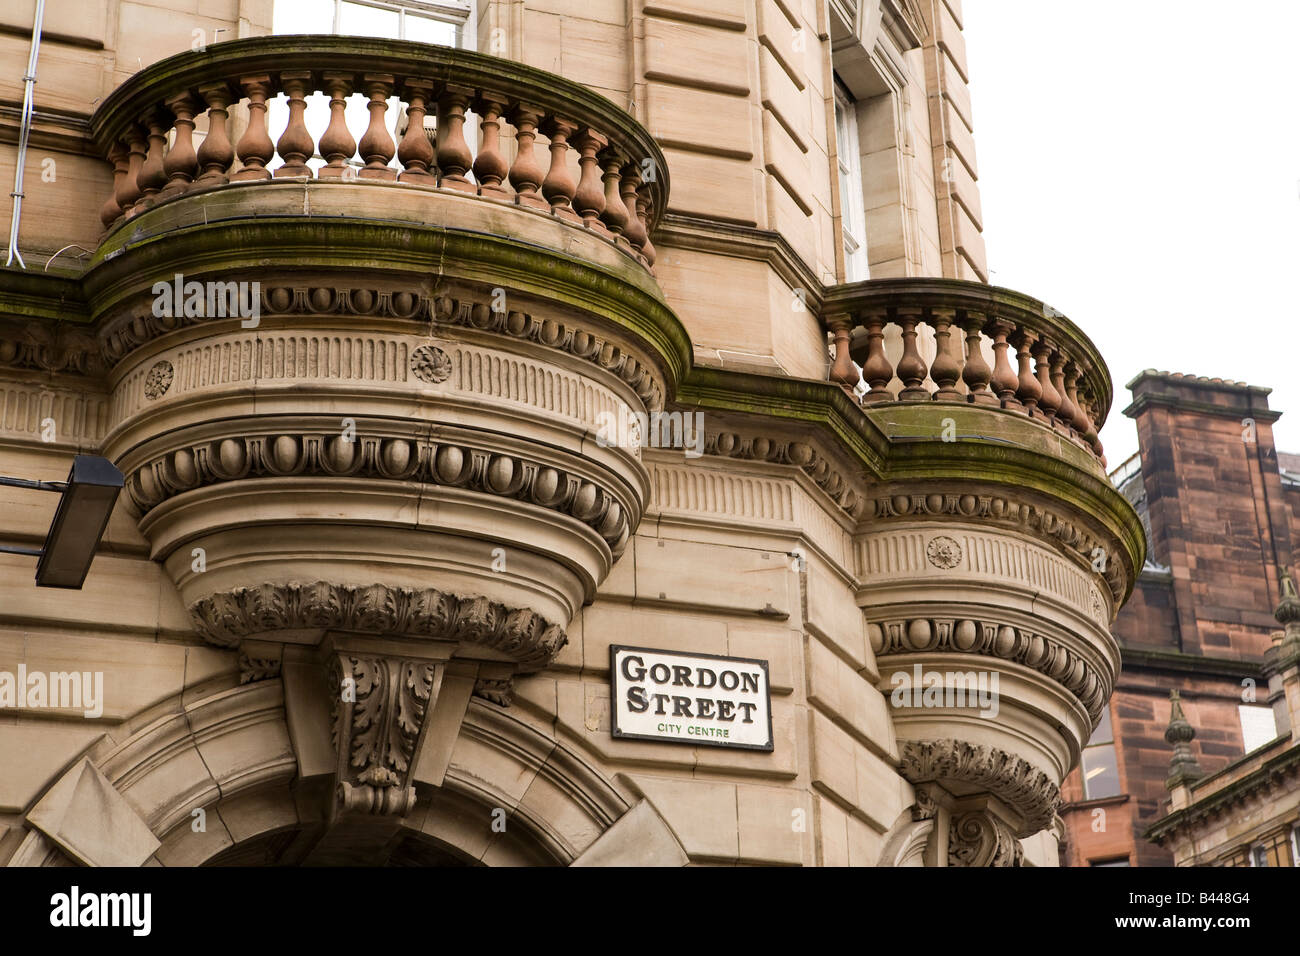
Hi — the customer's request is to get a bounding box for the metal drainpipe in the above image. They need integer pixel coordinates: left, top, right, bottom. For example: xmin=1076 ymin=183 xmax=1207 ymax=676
xmin=5 ymin=0 xmax=47 ymax=269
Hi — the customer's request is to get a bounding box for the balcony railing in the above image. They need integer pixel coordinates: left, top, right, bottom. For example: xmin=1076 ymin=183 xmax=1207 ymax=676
xmin=822 ymin=278 xmax=1111 ymax=464
xmin=88 ymin=36 xmax=667 ymax=272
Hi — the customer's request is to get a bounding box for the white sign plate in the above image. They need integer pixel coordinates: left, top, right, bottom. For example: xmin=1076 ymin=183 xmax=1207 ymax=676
xmin=609 ymin=645 xmax=773 ymax=751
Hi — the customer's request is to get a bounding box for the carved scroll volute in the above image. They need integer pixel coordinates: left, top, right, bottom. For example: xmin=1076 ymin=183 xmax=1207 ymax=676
xmin=328 ymin=649 xmax=442 ymax=820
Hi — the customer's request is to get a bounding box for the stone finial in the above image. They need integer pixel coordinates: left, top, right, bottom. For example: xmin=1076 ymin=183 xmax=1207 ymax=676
xmin=1164 ymin=689 xmax=1204 ymax=790
xmin=1274 ymin=567 xmax=1300 ymax=649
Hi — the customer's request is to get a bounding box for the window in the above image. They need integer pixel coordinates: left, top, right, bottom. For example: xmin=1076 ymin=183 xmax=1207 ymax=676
xmin=832 ymin=81 xmax=868 ymax=282
xmin=1090 ymin=857 xmax=1130 ymax=867
xmin=1080 ymin=707 xmax=1121 ymax=800
xmin=1291 ymin=825 xmax=1299 ymax=867
xmin=1238 ymin=704 xmax=1278 ymax=753
xmin=273 ymin=0 xmax=473 ymax=48
xmin=1248 ymin=830 xmax=1291 ymax=867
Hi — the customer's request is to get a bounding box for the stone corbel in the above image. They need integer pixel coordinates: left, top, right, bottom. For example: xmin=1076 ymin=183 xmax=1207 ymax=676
xmin=280 ymin=634 xmax=510 ymax=826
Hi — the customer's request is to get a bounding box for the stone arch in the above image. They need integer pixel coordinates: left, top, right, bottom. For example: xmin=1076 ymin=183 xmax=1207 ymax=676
xmin=8 ymin=675 xmax=681 ymax=867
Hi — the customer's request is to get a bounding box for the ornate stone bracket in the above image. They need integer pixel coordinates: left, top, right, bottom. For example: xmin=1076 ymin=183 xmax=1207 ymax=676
xmin=899 ymin=738 xmax=1061 ymax=836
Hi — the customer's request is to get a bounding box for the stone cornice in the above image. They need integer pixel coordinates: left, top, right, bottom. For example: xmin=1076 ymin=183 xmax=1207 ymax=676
xmin=861 ymin=487 xmax=1128 ymax=605
xmin=899 ymin=738 xmax=1062 ymax=835
xmin=655 ymin=214 xmax=825 ymax=310
xmin=1118 ymin=646 xmax=1264 ymax=680
xmin=126 ymin=428 xmax=635 ymax=554
xmin=85 ymin=214 xmax=693 ymax=392
xmin=870 ymin=614 xmax=1111 ymax=722
xmin=1145 ymin=741 xmax=1300 ymax=844
xmin=191 ymin=581 xmax=568 ymax=670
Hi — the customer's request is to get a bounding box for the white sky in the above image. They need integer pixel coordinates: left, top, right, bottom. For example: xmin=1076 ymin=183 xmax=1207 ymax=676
xmin=964 ymin=0 xmax=1300 ymax=468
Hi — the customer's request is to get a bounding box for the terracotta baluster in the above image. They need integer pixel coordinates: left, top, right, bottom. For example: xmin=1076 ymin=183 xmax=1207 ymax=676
xmin=827 ymin=316 xmax=860 ymax=390
xmin=897 ymin=310 xmax=930 ymax=401
xmin=136 ymin=110 xmax=169 ymax=206
xmin=620 ymin=162 xmax=647 ymax=254
xmin=118 ymin=126 xmax=146 ymax=217
xmin=1012 ymin=329 xmax=1042 ymax=416
xmin=989 ymin=318 xmax=1022 ymax=410
xmin=507 ymin=105 xmax=547 ymax=209
xmin=599 ymin=147 xmax=631 ymax=243
xmin=274 ymin=72 xmax=315 ymax=178
xmin=1076 ymin=387 xmax=1104 ymax=458
xmin=1063 ymin=364 xmax=1087 ymax=441
xmin=573 ymin=129 xmax=608 ymax=233
xmin=396 ymin=79 xmax=436 ymax=184
xmin=473 ymin=94 xmax=510 ymax=198
xmin=1050 ymin=352 xmax=1078 ymax=433
xmin=160 ymin=95 xmax=199 ymax=198
xmin=960 ymin=311 xmax=997 ymax=405
xmin=232 ymin=76 xmax=274 ymax=181
xmin=635 ymin=190 xmax=656 ymax=267
xmin=100 ymin=143 xmax=128 ymax=229
xmin=1033 ymin=338 xmax=1061 ymax=421
xmin=928 ymin=308 xmax=963 ymax=401
xmin=435 ymin=86 xmax=474 ymax=192
xmin=540 ymin=116 xmax=579 ymax=221
xmin=357 ymin=75 xmax=396 ymax=180
xmin=317 ymin=75 xmax=356 ymax=179
xmin=195 ymin=84 xmax=235 ymax=185
xmin=860 ymin=313 xmax=894 ymax=403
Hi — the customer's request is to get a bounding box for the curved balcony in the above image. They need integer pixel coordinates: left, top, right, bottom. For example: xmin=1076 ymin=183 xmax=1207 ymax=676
xmin=818 ymin=278 xmax=1142 ymax=850
xmin=823 ymin=278 xmax=1110 ymax=466
xmin=77 ymin=38 xmax=691 ymax=681
xmin=89 ymin=36 xmax=667 ymax=273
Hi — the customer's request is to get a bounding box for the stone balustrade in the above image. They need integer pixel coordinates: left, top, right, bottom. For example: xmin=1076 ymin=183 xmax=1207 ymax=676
xmin=88 ymin=36 xmax=666 ymax=272
xmin=822 ymin=278 xmax=1111 ymax=464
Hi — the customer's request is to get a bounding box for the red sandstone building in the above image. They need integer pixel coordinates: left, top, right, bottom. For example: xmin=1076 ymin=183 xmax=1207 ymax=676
xmin=1059 ymin=369 xmax=1300 ymax=866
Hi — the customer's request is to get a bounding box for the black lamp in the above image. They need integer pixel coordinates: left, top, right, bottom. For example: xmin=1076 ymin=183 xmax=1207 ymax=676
xmin=0 ymin=455 xmax=123 ymax=589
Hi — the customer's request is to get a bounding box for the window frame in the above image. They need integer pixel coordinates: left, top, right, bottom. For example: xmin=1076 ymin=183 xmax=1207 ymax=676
xmin=832 ymin=79 xmax=868 ymax=282
xmin=280 ymin=0 xmax=475 ymax=47
xmin=1080 ymin=705 xmax=1122 ymax=801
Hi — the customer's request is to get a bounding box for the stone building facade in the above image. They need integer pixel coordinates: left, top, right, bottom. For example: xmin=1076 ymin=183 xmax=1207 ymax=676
xmin=1058 ymin=370 xmax=1300 ymax=866
xmin=0 ymin=0 xmax=1141 ymax=866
